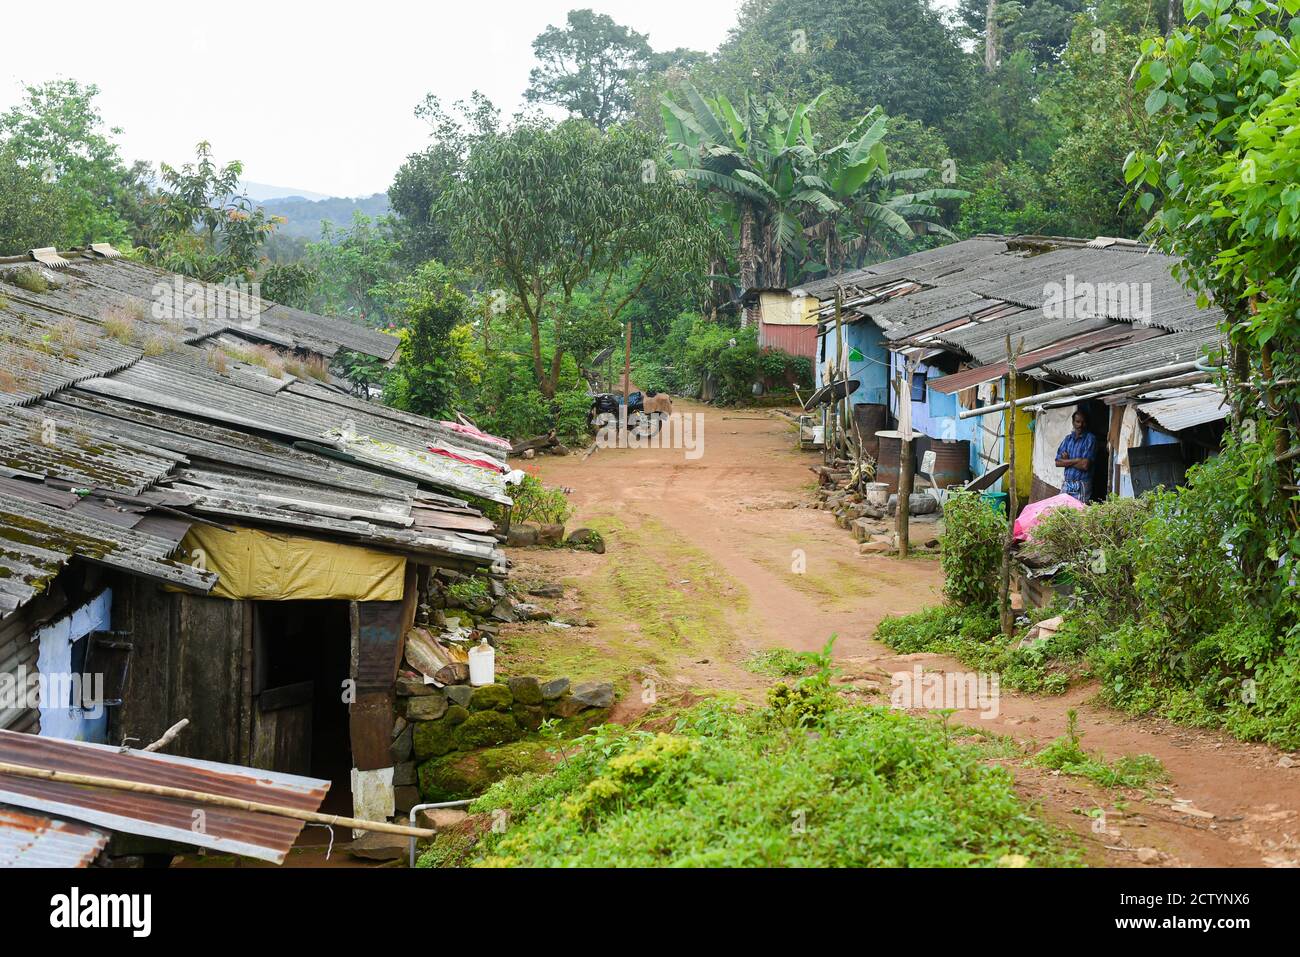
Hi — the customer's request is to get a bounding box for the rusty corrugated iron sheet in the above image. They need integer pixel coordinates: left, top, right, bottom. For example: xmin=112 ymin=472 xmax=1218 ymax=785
xmin=0 ymin=729 xmax=330 ymax=864
xmin=758 ymin=321 xmax=818 ymax=361
xmin=0 ymin=805 xmax=109 ymax=868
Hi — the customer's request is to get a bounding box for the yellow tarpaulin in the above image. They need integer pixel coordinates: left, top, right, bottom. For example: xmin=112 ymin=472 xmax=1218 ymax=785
xmin=179 ymin=525 xmax=406 ymax=602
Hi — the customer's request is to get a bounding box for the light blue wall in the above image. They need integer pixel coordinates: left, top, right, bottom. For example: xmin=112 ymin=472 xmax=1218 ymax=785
xmin=816 ymin=320 xmax=889 ymax=406
xmin=888 ymin=352 xmax=983 ymax=476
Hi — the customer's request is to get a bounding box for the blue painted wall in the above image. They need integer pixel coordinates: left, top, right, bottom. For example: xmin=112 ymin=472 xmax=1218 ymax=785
xmin=888 ymin=352 xmax=984 ymax=476
xmin=816 ymin=320 xmax=889 ymax=406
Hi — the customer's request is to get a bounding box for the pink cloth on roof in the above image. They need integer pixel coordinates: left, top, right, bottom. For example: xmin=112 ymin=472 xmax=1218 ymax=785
xmin=439 ymin=421 xmax=512 ymax=449
xmin=1013 ymin=493 xmax=1087 ymax=542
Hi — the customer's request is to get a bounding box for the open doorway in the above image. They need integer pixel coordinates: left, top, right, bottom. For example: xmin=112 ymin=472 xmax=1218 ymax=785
xmin=1079 ymin=398 xmax=1111 ymax=501
xmin=251 ymin=600 xmax=353 ymax=814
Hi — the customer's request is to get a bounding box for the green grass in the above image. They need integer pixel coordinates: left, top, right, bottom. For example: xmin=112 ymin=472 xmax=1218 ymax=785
xmin=875 ymin=604 xmax=1099 ymax=694
xmin=1032 ymin=711 xmax=1168 ymax=791
xmin=441 ymin=695 xmax=1077 ymax=868
xmin=744 ymin=647 xmax=814 ymax=678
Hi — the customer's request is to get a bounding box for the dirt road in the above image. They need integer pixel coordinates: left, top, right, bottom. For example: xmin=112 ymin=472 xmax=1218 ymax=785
xmin=510 ymin=398 xmax=1300 ymax=868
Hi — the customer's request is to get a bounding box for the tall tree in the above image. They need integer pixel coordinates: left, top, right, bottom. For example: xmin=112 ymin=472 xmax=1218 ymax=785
xmin=0 ymin=143 xmax=69 ymax=252
xmin=524 ymin=9 xmax=653 ymax=130
xmin=443 ymin=117 xmax=717 ymax=397
xmin=0 ymin=79 xmax=149 ymax=246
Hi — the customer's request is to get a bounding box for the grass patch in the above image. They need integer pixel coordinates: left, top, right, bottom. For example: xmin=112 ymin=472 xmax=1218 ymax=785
xmin=455 ymin=696 xmax=1076 ymax=867
xmin=875 ymin=604 xmax=1100 ymax=694
xmin=744 ymin=647 xmax=814 ymax=678
xmin=1033 ymin=711 xmax=1168 ymax=790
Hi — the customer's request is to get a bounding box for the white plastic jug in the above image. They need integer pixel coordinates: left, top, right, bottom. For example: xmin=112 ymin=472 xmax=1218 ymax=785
xmin=468 ymin=637 xmax=495 ymax=687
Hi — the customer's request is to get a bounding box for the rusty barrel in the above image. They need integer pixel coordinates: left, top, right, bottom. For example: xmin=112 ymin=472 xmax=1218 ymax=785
xmin=875 ymin=429 xmax=902 ymax=492
xmin=926 ymin=438 xmax=970 ymax=490
xmin=851 ymin=402 xmax=887 ymax=461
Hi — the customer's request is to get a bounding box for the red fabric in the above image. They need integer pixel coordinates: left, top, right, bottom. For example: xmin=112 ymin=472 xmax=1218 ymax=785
xmin=427 ymin=445 xmax=507 ymax=473
xmin=1013 ymin=493 xmax=1087 ymax=542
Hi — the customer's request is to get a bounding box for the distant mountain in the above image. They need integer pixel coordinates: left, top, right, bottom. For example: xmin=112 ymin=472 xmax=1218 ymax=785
xmin=240 ymin=181 xmax=333 ymax=202
xmin=257 ymin=192 xmax=392 ymax=241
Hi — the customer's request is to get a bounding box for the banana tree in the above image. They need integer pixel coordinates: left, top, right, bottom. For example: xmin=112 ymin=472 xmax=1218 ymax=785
xmin=662 ymin=84 xmax=837 ymax=319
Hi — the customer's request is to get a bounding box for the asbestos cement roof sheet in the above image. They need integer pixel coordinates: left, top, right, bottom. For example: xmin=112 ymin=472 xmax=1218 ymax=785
xmin=0 ymin=489 xmax=215 ymax=618
xmin=1139 ymin=387 xmax=1230 ymax=432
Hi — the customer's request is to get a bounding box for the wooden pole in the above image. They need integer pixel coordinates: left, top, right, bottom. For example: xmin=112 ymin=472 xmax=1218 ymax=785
xmin=0 ymin=761 xmax=435 ymax=839
xmin=998 ymin=335 xmax=1023 ymax=638
xmin=143 ymin=718 xmax=188 ymax=753
xmin=897 ymin=358 xmax=914 ymax=558
xmin=623 ymin=321 xmax=632 ymax=401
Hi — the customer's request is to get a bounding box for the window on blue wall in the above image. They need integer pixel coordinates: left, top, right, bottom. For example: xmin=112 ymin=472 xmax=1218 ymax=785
xmin=910 ymin=371 xmax=927 ymax=402
xmin=929 ymin=387 xmax=956 ymax=418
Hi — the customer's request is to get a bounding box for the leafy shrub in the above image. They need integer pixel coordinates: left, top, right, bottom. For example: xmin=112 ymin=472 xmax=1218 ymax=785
xmin=1028 ymin=495 xmax=1151 ymax=621
xmin=941 ymin=491 xmax=1004 ymax=609
xmin=462 ymin=697 xmax=1074 ymax=867
xmin=504 ymin=475 xmax=572 ymax=526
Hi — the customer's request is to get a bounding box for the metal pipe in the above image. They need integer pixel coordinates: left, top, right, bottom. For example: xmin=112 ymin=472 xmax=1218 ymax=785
xmin=958 ymin=359 xmax=1204 ymax=419
xmin=408 ymin=799 xmax=474 ymax=868
xmin=1027 ymin=372 xmax=1211 ymax=411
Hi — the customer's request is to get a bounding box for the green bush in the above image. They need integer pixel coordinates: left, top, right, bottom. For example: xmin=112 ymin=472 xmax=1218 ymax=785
xmin=941 ymin=491 xmax=1004 ymax=609
xmin=1028 ymin=495 xmax=1151 ymax=621
xmin=459 ymin=697 xmax=1075 ymax=867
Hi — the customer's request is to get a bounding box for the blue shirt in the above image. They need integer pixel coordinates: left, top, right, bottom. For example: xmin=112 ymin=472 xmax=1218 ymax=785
xmin=1056 ymin=430 xmax=1096 ymax=481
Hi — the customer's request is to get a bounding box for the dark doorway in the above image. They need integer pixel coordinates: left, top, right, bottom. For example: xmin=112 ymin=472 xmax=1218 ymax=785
xmin=1079 ymin=399 xmax=1111 ymax=500
xmin=252 ymin=600 xmax=353 ymax=814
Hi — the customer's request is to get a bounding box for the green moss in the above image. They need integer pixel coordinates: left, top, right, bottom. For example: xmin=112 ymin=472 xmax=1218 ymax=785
xmin=417 ymin=738 xmax=556 ymax=801
xmin=453 ymin=709 xmax=521 ymax=749
xmin=469 ymin=683 xmax=513 ymax=712
xmin=412 ymin=718 xmax=458 ymax=759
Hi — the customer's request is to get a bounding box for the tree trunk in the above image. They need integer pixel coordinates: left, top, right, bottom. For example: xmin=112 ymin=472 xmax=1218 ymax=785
xmin=740 ymin=203 xmax=758 ymax=327
xmin=984 ymin=0 xmax=999 ymax=72
xmin=999 ymin=335 xmax=1020 ymax=638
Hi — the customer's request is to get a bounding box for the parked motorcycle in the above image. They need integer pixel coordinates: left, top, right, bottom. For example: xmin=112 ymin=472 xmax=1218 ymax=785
xmin=587 ymin=390 xmax=661 ymax=437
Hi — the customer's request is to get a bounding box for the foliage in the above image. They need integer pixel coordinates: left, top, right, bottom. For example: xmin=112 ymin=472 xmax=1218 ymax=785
xmin=1033 ymin=710 xmax=1168 ymax=789
xmin=383 ymin=261 xmax=478 ymax=419
xmin=941 ymin=491 xmax=1005 ymax=609
xmin=140 ymin=142 xmax=280 ymax=283
xmin=304 ymin=213 xmax=403 ymax=326
xmin=0 ymin=143 xmax=70 ymax=252
xmin=1125 ymin=0 xmax=1300 ymax=602
xmin=1028 ymin=495 xmax=1152 ymax=621
xmin=0 ymin=79 xmax=150 ymax=247
xmin=525 ymin=9 xmax=653 ymax=129
xmin=461 ymin=696 xmax=1074 ymax=867
xmin=447 ymin=575 xmax=491 ymax=607
xmin=443 ymin=114 xmax=718 ymax=397
xmin=332 ymin=349 xmax=388 ymax=397
xmin=503 ymin=475 xmax=574 ymax=527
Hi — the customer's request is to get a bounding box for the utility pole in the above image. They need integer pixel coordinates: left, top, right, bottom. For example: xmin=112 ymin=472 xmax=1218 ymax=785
xmin=897 ymin=357 xmax=914 ymax=558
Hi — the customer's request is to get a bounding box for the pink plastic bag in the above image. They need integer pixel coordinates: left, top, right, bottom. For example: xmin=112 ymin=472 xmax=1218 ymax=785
xmin=1013 ymin=493 xmax=1087 ymax=542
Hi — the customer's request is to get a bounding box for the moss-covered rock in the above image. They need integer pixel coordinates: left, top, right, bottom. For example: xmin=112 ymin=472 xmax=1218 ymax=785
xmin=513 ymin=703 xmax=545 ymax=732
xmin=469 ymin=683 xmax=513 ymax=712
xmin=412 ymin=718 xmax=458 ymax=760
xmin=507 ymin=676 xmax=543 ymax=705
xmin=444 ymin=705 xmax=470 ymax=725
xmin=417 ymin=739 xmax=557 ymax=801
xmin=453 ymin=709 xmax=520 ymax=749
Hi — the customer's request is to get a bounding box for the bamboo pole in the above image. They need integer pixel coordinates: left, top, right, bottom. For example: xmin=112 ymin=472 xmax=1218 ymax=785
xmin=897 ymin=359 xmax=914 ymax=558
xmin=0 ymin=761 xmax=435 ymax=839
xmin=998 ymin=335 xmax=1023 ymax=638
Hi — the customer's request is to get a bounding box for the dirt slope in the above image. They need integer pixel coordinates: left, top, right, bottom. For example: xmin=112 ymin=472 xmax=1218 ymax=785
xmin=512 ymin=399 xmax=1300 ymax=868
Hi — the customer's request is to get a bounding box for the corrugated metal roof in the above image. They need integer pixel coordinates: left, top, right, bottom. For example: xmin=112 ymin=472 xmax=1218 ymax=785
xmin=1139 ymin=387 xmax=1230 ymax=432
xmin=0 ymin=489 xmax=215 ymax=618
xmin=0 ymin=805 xmax=109 ymax=868
xmin=0 ymin=405 xmax=184 ymax=494
xmin=0 ymin=729 xmax=329 ymax=864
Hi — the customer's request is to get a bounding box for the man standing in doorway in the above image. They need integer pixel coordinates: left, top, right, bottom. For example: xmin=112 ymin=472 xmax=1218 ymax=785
xmin=1055 ymin=409 xmax=1096 ymax=503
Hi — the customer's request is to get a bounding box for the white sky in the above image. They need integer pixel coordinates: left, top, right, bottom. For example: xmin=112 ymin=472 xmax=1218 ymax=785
xmin=0 ymin=0 xmax=744 ymax=197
